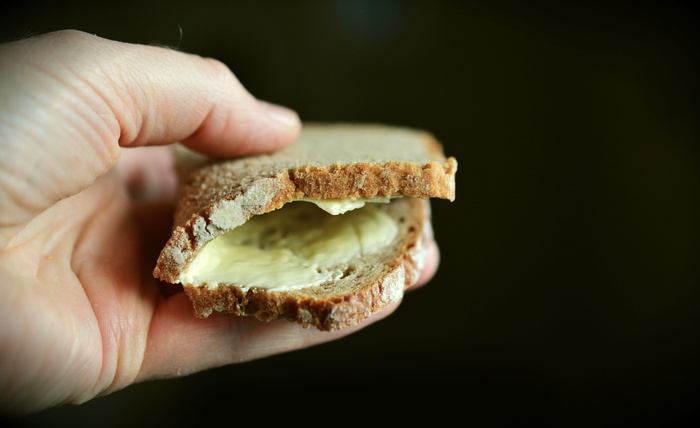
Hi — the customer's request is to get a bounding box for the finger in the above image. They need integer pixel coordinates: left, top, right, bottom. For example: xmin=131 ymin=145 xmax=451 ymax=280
xmin=0 ymin=30 xmax=300 ymax=228
xmin=111 ymin=53 xmax=301 ymax=157
xmin=137 ymin=292 xmax=398 ymax=380
xmin=21 ymin=30 xmax=301 ymax=156
xmin=409 ymin=239 xmax=440 ymax=291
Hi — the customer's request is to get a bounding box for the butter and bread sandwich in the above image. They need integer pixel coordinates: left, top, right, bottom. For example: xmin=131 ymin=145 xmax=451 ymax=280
xmin=153 ymin=123 xmax=457 ymax=331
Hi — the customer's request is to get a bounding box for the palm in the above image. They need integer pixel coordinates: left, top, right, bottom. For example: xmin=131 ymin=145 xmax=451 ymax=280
xmin=2 ymin=152 xmax=167 ymax=409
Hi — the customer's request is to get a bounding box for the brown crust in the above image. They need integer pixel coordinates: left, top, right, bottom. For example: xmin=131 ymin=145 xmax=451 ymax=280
xmin=288 ymin=160 xmax=456 ymax=199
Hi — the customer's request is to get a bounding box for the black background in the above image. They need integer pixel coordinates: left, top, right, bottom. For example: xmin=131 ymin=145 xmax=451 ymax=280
xmin=1 ymin=0 xmax=699 ymax=425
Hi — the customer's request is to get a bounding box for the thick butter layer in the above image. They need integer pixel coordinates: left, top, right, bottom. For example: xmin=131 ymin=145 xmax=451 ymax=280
xmin=178 ymin=201 xmax=399 ymax=290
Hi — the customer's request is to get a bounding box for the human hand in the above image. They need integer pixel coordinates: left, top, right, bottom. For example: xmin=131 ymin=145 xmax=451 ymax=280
xmin=0 ymin=30 xmax=439 ymax=415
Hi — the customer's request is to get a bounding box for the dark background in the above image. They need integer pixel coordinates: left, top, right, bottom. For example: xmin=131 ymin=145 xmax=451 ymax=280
xmin=2 ymin=0 xmax=699 ymax=425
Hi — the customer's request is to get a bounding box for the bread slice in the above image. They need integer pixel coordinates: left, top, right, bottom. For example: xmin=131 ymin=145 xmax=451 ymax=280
xmin=153 ymin=123 xmax=457 ymax=331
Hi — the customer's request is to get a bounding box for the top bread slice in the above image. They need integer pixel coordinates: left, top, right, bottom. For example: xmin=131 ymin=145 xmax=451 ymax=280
xmin=153 ymin=122 xmax=457 ymax=331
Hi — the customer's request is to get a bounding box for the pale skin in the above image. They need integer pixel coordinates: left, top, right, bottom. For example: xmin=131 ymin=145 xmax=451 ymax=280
xmin=0 ymin=30 xmax=439 ymax=415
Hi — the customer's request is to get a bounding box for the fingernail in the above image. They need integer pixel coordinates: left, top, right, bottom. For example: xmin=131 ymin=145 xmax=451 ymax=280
xmin=261 ymin=101 xmax=300 ymax=127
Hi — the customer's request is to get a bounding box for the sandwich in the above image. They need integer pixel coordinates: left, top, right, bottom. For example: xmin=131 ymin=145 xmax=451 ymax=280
xmin=153 ymin=123 xmax=457 ymax=331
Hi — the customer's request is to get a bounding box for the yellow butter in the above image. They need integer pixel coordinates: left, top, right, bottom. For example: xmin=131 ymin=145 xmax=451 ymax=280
xmin=298 ymin=196 xmax=393 ymax=215
xmin=178 ymin=201 xmax=398 ymax=290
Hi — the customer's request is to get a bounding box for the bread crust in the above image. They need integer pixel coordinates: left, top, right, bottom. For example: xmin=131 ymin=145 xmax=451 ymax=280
xmin=153 ymin=123 xmax=456 ymax=331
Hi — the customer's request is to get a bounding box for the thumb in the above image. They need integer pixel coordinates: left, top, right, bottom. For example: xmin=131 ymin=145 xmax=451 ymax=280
xmin=0 ymin=30 xmax=300 ymax=228
xmin=113 ymin=53 xmax=302 ymax=158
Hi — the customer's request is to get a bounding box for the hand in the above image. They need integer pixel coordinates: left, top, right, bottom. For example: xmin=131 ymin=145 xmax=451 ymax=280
xmin=0 ymin=30 xmax=439 ymax=415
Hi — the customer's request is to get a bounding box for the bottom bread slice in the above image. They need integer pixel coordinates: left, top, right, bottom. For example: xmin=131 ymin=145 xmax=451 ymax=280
xmin=181 ymin=197 xmax=432 ymax=331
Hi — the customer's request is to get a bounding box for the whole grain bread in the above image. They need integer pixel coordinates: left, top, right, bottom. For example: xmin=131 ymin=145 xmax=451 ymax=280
xmin=153 ymin=123 xmax=457 ymax=331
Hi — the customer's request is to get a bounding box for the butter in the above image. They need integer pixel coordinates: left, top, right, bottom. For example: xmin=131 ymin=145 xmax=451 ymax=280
xmin=178 ymin=201 xmax=399 ymax=290
xmin=298 ymin=196 xmax=393 ymax=215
